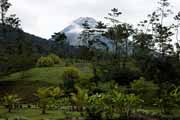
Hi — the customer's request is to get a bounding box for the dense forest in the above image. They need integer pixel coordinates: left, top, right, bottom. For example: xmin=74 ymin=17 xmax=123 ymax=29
xmin=1 ymin=0 xmax=180 ymax=119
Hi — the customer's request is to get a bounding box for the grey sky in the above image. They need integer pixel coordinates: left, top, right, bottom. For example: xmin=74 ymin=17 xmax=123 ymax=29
xmin=8 ymin=0 xmax=180 ymax=39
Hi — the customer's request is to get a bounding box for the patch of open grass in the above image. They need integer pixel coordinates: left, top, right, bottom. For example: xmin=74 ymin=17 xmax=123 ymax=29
xmin=2 ymin=63 xmax=93 ymax=85
xmin=0 ymin=107 xmax=81 ymax=120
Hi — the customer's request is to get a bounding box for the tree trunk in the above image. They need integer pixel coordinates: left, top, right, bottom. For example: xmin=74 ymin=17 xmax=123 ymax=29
xmin=123 ymin=39 xmax=128 ymax=69
xmin=42 ymin=105 xmax=46 ymax=114
xmin=1 ymin=7 xmax=6 ymax=39
xmin=8 ymin=105 xmax=12 ymax=113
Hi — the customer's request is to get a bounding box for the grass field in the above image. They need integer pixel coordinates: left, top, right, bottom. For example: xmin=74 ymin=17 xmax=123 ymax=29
xmin=0 ymin=107 xmax=81 ymax=120
xmin=1 ymin=63 xmax=93 ymax=85
xmin=0 ymin=63 xmax=93 ymax=103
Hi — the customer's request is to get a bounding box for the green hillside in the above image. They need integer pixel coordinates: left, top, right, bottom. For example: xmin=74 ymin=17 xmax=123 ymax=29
xmin=1 ymin=64 xmax=93 ymax=85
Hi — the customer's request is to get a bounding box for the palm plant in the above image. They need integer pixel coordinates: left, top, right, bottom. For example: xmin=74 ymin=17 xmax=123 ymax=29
xmin=154 ymin=88 xmax=176 ymax=115
xmin=71 ymin=86 xmax=89 ymax=112
xmin=112 ymin=90 xmax=141 ymax=118
xmin=112 ymin=91 xmax=126 ymax=114
xmin=49 ymin=87 xmax=63 ymax=98
xmin=170 ymin=86 xmax=180 ymax=99
xmin=125 ymin=94 xmax=141 ymax=117
xmin=36 ymin=87 xmax=63 ymax=114
xmin=36 ymin=87 xmax=50 ymax=114
xmin=3 ymin=94 xmax=21 ymax=113
xmin=170 ymin=86 xmax=180 ymax=108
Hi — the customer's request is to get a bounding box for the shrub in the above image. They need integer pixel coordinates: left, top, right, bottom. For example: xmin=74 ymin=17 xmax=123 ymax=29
xmin=36 ymin=56 xmax=54 ymax=67
xmin=130 ymin=77 xmax=159 ymax=105
xmin=3 ymin=94 xmax=21 ymax=113
xmin=87 ymin=93 xmax=106 ymax=120
xmin=98 ymin=63 xmax=141 ymax=85
xmin=35 ymin=87 xmax=63 ymax=114
xmin=48 ymin=54 xmax=62 ymax=64
xmin=110 ymin=90 xmax=142 ymax=118
xmin=62 ymin=67 xmax=80 ymax=91
xmin=62 ymin=67 xmax=80 ymax=81
xmin=70 ymin=86 xmax=89 ymax=112
xmin=36 ymin=54 xmax=62 ymax=67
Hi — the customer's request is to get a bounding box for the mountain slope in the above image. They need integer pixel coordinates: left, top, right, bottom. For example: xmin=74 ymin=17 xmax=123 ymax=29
xmin=0 ymin=25 xmax=55 ymax=55
xmin=61 ymin=17 xmax=114 ymax=50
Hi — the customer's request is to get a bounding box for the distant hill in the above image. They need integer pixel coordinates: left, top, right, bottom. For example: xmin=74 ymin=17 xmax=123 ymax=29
xmin=0 ymin=25 xmax=59 ymax=74
xmin=0 ymin=24 xmax=55 ymax=55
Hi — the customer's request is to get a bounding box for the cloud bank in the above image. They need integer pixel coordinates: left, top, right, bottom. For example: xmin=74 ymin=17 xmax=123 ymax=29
xmin=8 ymin=0 xmax=180 ymax=38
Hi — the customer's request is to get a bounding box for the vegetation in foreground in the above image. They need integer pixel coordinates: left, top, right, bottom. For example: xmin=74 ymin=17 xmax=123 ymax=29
xmin=1 ymin=0 xmax=180 ymax=119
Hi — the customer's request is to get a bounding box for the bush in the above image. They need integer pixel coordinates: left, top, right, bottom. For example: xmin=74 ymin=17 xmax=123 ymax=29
xmin=48 ymin=54 xmax=62 ymax=64
xmin=36 ymin=87 xmax=62 ymax=114
xmin=130 ymin=77 xmax=159 ymax=105
xmin=3 ymin=94 xmax=21 ymax=113
xmin=36 ymin=56 xmax=54 ymax=67
xmin=36 ymin=54 xmax=62 ymax=67
xmin=62 ymin=67 xmax=80 ymax=81
xmin=98 ymin=62 xmax=141 ymax=85
xmin=62 ymin=67 xmax=80 ymax=91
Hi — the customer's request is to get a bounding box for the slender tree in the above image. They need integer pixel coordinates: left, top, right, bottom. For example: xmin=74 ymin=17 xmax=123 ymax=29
xmin=51 ymin=32 xmax=68 ymax=56
xmin=133 ymin=33 xmax=153 ymax=52
xmin=0 ymin=0 xmax=11 ymax=26
xmin=79 ymin=20 xmax=92 ymax=47
xmin=78 ymin=20 xmax=95 ymax=60
xmin=154 ymin=0 xmax=174 ymax=57
xmin=115 ymin=23 xmax=134 ymax=68
xmin=105 ymin=8 xmax=122 ymax=58
xmin=89 ymin=21 xmax=109 ymax=82
xmin=105 ymin=8 xmax=122 ymax=27
xmin=0 ymin=0 xmax=21 ymax=38
xmin=174 ymin=12 xmax=180 ymax=60
xmin=96 ymin=21 xmax=107 ymax=29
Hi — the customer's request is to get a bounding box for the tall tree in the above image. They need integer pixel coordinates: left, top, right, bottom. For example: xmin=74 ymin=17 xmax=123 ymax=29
xmin=105 ymin=8 xmax=122 ymax=27
xmin=52 ymin=32 xmax=67 ymax=45
xmin=78 ymin=20 xmax=95 ymax=60
xmin=89 ymin=21 xmax=109 ymax=82
xmin=115 ymin=23 xmax=134 ymax=68
xmin=174 ymin=12 xmax=180 ymax=60
xmin=0 ymin=0 xmax=11 ymax=26
xmin=0 ymin=0 xmax=28 ymax=75
xmin=105 ymin=8 xmax=122 ymax=58
xmin=96 ymin=21 xmax=107 ymax=29
xmin=0 ymin=0 xmax=21 ymax=38
xmin=133 ymin=33 xmax=154 ymax=52
xmin=138 ymin=0 xmax=174 ymax=58
xmin=51 ymin=32 xmax=68 ymax=56
xmin=5 ymin=14 xmax=21 ymax=29
xmin=79 ymin=20 xmax=92 ymax=47
xmin=154 ymin=0 xmax=174 ymax=57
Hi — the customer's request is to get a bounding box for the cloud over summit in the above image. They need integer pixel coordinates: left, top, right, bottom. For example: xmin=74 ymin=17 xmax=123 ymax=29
xmin=8 ymin=0 xmax=180 ymax=38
